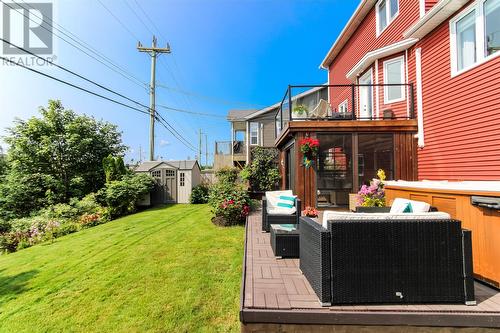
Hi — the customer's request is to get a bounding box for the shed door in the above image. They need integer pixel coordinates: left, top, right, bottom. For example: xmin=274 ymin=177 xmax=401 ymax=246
xmin=164 ymin=169 xmax=177 ymax=202
xmin=177 ymin=171 xmax=191 ymax=203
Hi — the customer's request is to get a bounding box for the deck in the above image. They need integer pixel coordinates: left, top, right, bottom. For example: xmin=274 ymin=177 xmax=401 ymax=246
xmin=240 ymin=212 xmax=500 ymax=331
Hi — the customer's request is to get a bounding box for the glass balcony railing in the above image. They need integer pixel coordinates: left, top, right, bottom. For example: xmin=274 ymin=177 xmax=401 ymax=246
xmin=275 ymin=84 xmax=415 ymax=136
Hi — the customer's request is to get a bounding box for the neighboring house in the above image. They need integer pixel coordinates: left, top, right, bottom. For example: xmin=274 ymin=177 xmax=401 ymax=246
xmin=275 ymin=0 xmax=500 ymax=208
xmin=134 ymin=160 xmax=201 ymax=204
xmin=213 ymin=86 xmax=327 ymax=169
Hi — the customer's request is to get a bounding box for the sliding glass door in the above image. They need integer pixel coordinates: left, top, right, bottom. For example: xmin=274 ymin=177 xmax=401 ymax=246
xmin=316 ymin=134 xmax=353 ymax=207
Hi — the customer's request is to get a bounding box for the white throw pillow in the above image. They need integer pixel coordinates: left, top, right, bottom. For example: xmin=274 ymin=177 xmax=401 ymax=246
xmin=390 ymin=198 xmax=430 ymax=214
xmin=265 ymin=190 xmax=296 ymax=215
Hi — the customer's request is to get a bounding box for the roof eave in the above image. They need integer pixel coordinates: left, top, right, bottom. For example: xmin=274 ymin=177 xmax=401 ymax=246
xmin=319 ymin=0 xmax=377 ymax=70
xmin=403 ymin=0 xmax=469 ymax=39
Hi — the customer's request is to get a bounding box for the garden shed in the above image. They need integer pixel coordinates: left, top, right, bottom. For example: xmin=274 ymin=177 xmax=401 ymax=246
xmin=134 ymin=160 xmax=201 ymax=204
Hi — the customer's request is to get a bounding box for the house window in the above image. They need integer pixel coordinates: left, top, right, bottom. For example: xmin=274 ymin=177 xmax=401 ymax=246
xmin=249 ymin=122 xmax=259 ymax=145
xmin=152 ymin=170 xmax=161 ymax=179
xmin=450 ymin=0 xmax=500 ymax=75
xmin=180 ymin=172 xmax=185 ymax=187
xmin=383 ymin=56 xmax=405 ymax=103
xmin=485 ymin=0 xmax=500 ymax=56
xmin=338 ymin=100 xmax=348 ymax=113
xmin=376 ymin=0 xmax=399 ymax=36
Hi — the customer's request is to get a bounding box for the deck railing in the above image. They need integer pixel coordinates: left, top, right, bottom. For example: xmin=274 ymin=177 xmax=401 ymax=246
xmin=214 ymin=141 xmax=246 ymax=155
xmin=275 ymin=84 xmax=415 ymax=136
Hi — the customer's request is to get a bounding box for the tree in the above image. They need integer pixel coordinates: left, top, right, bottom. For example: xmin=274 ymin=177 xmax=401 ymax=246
xmin=241 ymin=147 xmax=281 ymax=192
xmin=103 ymin=155 xmax=128 ymax=183
xmin=0 ymin=100 xmax=126 ymax=218
xmin=0 ymin=148 xmax=7 ymax=178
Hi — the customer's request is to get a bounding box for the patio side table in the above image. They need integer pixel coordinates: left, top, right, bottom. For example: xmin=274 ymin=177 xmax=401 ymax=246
xmin=270 ymin=224 xmax=300 ymax=258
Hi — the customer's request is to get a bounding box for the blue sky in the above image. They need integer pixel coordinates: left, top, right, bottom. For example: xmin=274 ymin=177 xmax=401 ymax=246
xmin=0 ymin=0 xmax=358 ymax=164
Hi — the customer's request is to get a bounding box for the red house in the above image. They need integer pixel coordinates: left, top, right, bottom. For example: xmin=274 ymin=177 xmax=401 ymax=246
xmin=276 ymin=0 xmax=500 ymax=208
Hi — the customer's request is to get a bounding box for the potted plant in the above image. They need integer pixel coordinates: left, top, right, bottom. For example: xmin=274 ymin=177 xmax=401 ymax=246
xmin=302 ymin=206 xmax=319 ymax=218
xmin=292 ymin=104 xmax=308 ymax=118
xmin=299 ymin=137 xmax=319 ymax=168
xmin=356 ymin=169 xmax=386 ymax=207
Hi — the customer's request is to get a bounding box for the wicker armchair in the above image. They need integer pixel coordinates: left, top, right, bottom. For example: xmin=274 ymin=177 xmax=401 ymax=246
xmin=299 ymin=216 xmax=475 ymax=306
xmin=261 ymin=198 xmax=301 ymax=232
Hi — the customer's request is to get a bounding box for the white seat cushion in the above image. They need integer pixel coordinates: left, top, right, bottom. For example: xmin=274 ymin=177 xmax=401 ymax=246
xmin=265 ymin=190 xmax=296 ymax=215
xmin=322 ymin=210 xmax=451 ymax=229
xmin=390 ymin=198 xmax=431 ymax=214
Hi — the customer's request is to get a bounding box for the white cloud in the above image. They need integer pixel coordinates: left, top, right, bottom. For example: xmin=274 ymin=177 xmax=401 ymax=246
xmin=160 ymin=140 xmax=170 ymax=147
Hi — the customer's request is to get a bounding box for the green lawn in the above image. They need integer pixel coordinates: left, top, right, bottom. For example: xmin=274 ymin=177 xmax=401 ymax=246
xmin=0 ymin=204 xmax=245 ymax=332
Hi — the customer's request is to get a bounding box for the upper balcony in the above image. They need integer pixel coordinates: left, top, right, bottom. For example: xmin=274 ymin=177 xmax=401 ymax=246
xmin=275 ymin=83 xmax=416 ymax=137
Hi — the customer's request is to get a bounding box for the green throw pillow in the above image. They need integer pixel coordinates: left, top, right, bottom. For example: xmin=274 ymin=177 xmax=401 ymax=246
xmin=403 ymin=202 xmax=413 ymax=213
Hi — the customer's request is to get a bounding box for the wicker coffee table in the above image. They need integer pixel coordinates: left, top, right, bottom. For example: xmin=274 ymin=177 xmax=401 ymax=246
xmin=270 ymin=224 xmax=299 ymax=258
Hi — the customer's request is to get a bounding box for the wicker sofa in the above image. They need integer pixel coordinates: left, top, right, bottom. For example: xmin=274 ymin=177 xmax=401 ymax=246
xmin=261 ymin=197 xmax=301 ymax=232
xmin=299 ymin=213 xmax=475 ymax=306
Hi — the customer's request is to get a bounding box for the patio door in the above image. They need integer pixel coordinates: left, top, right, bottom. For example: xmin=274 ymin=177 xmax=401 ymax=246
xmin=359 ymin=69 xmax=373 ymax=120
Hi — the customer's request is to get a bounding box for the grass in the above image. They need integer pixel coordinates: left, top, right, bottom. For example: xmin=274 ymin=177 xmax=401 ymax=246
xmin=0 ymin=204 xmax=245 ymax=332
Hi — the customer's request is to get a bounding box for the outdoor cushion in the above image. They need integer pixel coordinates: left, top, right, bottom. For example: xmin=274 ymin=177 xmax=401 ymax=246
xmin=322 ymin=211 xmax=451 ymax=229
xmin=390 ymin=198 xmax=430 ymax=214
xmin=265 ymin=190 xmax=297 ymax=215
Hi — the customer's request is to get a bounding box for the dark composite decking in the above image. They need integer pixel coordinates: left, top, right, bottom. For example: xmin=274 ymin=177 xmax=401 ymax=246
xmin=240 ymin=212 xmax=500 ymax=328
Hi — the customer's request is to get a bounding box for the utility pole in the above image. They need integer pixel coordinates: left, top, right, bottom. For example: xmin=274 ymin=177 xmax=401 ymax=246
xmin=137 ymin=36 xmax=171 ymax=161
xmin=205 ymin=134 xmax=208 ymax=168
xmin=198 ymin=129 xmax=203 ymax=165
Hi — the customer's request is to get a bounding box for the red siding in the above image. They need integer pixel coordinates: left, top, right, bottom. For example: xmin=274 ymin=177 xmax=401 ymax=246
xmin=328 ymin=0 xmax=420 ymax=117
xmin=415 ymin=19 xmax=500 ymax=180
xmin=377 ymin=52 xmax=409 ymax=119
xmin=328 ymin=0 xmax=420 ymax=85
xmin=425 ymin=0 xmax=439 ymax=12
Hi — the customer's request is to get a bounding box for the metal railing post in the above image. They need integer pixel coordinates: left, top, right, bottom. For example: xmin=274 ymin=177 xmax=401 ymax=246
xmin=288 ymin=85 xmax=292 ymax=121
xmin=351 ymin=84 xmax=356 ymax=120
xmin=409 ymin=83 xmax=415 ymax=119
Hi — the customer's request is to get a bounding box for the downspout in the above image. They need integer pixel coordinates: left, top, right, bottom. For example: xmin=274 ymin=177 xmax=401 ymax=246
xmin=375 ymin=59 xmax=380 ymax=119
xmin=415 ymin=47 xmax=425 ymax=148
xmin=246 ymin=121 xmax=250 ymax=165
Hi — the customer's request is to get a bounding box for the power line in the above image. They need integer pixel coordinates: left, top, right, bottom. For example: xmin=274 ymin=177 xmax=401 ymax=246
xmin=124 ymin=0 xmax=155 ymax=36
xmin=3 ymin=0 xmax=148 ymax=90
xmin=156 ymin=82 xmax=264 ymax=108
xmin=0 ymin=55 xmax=150 ymax=116
xmin=155 ymin=114 xmax=197 ymax=152
xmin=95 ymin=0 xmax=141 ymax=42
xmin=156 ymin=104 xmax=226 ymax=119
xmin=1 ymin=38 xmax=151 ymax=111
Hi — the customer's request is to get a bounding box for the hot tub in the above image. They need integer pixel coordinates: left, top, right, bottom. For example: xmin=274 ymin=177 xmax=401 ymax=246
xmin=385 ymin=180 xmax=500 ymax=288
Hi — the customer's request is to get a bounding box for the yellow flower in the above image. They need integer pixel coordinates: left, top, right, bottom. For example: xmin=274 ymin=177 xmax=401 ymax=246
xmin=377 ymin=169 xmax=386 ymax=181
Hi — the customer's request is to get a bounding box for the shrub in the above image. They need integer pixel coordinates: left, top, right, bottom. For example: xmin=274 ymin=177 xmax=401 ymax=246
xmin=79 ymin=213 xmax=103 ymax=228
xmin=96 ymin=173 xmax=154 ymax=218
xmin=57 ymin=222 xmax=80 ymax=236
xmin=0 ymin=231 xmax=30 ymax=253
xmin=190 ymin=184 xmax=209 ymax=204
xmin=208 ymin=181 xmax=250 ymax=226
xmin=72 ymin=193 xmax=103 ymax=215
xmin=241 ymin=147 xmax=281 ymax=192
xmin=0 ymin=219 xmax=11 ymax=233
xmin=39 ymin=203 xmax=79 ymax=220
xmin=215 ymin=167 xmax=239 ymax=184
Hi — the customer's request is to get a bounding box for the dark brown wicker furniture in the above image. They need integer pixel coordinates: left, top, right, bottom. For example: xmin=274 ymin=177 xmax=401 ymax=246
xmin=270 ymin=224 xmax=300 ymax=258
xmin=299 ymin=216 xmax=475 ymax=306
xmin=261 ymin=198 xmax=301 ymax=232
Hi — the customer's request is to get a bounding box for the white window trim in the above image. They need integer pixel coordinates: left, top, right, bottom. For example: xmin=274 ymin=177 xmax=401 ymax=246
xmin=376 ymin=0 xmax=400 ymax=37
xmin=338 ymin=100 xmax=348 ymax=113
xmin=450 ymin=0 xmax=500 ymax=77
xmin=383 ymin=56 xmax=406 ymax=104
xmin=249 ymin=122 xmax=259 ymax=146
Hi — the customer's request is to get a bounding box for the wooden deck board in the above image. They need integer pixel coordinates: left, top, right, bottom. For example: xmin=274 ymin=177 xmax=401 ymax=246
xmin=241 ymin=212 xmax=500 ymax=328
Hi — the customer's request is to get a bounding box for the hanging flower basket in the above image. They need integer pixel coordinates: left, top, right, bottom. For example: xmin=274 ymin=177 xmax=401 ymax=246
xmin=299 ymin=137 xmax=319 ymax=168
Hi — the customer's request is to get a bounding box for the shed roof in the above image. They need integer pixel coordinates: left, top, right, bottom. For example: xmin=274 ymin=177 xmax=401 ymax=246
xmin=134 ymin=160 xmax=198 ymax=172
